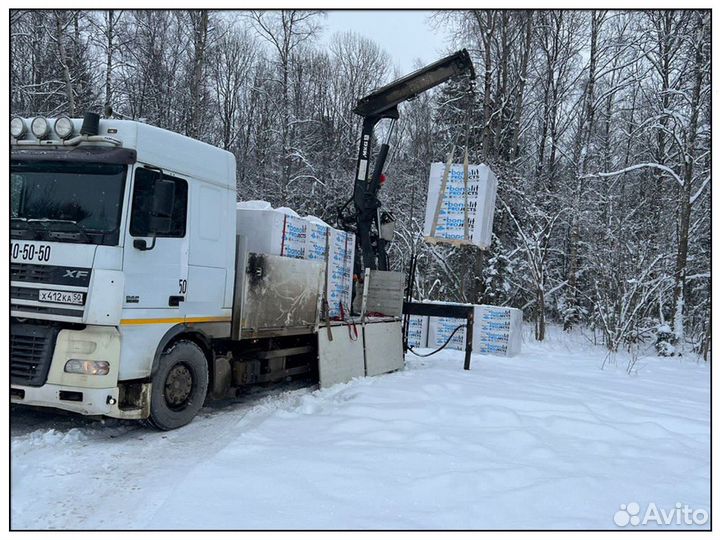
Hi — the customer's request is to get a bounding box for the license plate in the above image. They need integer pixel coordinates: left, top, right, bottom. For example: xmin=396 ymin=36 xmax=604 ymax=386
xmin=39 ymin=290 xmax=84 ymax=305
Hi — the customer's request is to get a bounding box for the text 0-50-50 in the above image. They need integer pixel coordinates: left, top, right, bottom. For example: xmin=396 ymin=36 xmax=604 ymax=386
xmin=11 ymin=243 xmax=51 ymax=262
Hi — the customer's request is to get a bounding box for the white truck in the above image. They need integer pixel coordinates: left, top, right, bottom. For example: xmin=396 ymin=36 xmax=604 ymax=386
xmin=10 ymin=113 xmax=405 ymax=429
xmin=10 ymin=50 xmax=476 ymax=430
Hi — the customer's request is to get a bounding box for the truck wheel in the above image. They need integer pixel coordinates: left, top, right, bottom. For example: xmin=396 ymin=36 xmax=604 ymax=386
xmin=148 ymin=340 xmax=208 ymax=430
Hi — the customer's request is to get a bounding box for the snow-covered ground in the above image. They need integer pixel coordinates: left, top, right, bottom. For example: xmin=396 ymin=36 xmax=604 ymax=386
xmin=11 ymin=327 xmax=710 ymax=530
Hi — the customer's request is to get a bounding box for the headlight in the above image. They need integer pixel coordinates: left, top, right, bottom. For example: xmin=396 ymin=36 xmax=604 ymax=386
xmin=10 ymin=117 xmax=27 ymax=138
xmin=31 ymin=116 xmax=50 ymax=139
xmin=64 ymin=359 xmax=110 ymax=376
xmin=54 ymin=116 xmax=74 ymax=139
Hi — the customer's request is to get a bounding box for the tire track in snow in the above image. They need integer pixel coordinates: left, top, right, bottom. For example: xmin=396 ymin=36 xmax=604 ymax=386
xmin=11 ymin=382 xmax=316 ymax=529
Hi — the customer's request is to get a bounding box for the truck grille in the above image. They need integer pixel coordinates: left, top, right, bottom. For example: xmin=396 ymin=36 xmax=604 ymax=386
xmin=11 ymin=263 xmax=92 ymax=287
xmin=10 ymin=286 xmax=36 ymax=301
xmin=11 ymin=303 xmax=84 ymax=318
xmin=11 ymin=263 xmax=91 ymax=321
xmin=11 ymin=262 xmax=54 ymax=283
xmin=10 ymin=323 xmax=61 ymax=387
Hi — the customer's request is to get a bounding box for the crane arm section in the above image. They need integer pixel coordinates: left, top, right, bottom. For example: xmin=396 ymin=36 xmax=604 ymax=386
xmin=348 ymin=49 xmax=475 ymax=274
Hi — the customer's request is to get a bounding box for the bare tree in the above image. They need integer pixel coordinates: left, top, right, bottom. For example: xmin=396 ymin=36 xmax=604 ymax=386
xmin=54 ymin=11 xmax=76 ymax=116
xmin=248 ymin=10 xmax=323 ymax=204
xmin=9 ymin=9 xmax=711 ymax=354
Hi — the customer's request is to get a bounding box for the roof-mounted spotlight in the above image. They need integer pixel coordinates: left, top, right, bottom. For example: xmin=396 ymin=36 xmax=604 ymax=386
xmin=10 ymin=117 xmax=27 ymax=139
xmin=30 ymin=116 xmax=50 ymax=139
xmin=54 ymin=116 xmax=75 ymax=139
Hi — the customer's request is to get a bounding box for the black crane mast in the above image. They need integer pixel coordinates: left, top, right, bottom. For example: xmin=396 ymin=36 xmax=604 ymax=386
xmin=345 ymin=49 xmax=475 ymax=274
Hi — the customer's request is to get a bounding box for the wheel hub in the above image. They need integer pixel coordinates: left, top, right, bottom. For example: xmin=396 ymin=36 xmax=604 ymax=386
xmin=164 ymin=364 xmax=193 ymax=410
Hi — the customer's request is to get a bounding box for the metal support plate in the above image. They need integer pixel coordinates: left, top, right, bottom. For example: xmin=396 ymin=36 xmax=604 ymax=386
xmin=364 ymin=320 xmax=404 ymax=376
xmin=241 ymin=253 xmax=324 ymax=332
xmin=362 ymin=270 xmax=405 ymax=317
xmin=318 ymin=326 xmax=365 ymax=388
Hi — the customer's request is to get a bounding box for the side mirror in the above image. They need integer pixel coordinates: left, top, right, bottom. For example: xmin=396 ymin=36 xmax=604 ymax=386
xmin=148 ymin=215 xmax=172 ymax=235
xmin=133 ymin=237 xmax=155 ymax=251
xmin=133 ymin=172 xmax=175 ymax=250
xmin=152 ymin=179 xmax=175 ymax=219
xmin=147 ymin=177 xmax=175 ymax=236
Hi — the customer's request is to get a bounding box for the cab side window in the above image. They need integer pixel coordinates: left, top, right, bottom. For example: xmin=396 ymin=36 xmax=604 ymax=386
xmin=130 ymin=168 xmax=188 ymax=237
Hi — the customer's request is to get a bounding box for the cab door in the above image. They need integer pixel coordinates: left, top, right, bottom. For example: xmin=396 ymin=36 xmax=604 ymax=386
xmin=122 ymin=166 xmax=189 ymax=312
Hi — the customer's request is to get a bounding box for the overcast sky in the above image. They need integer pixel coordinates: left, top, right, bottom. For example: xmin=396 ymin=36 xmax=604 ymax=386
xmin=320 ymin=10 xmax=454 ymax=75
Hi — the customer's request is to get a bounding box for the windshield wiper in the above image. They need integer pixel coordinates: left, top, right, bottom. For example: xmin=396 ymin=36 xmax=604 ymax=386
xmin=27 ymin=219 xmax=92 ymax=243
xmin=11 ymin=217 xmax=43 ymax=239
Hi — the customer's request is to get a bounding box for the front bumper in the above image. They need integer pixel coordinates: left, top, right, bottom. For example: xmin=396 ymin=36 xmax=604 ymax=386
xmin=10 ymin=324 xmax=150 ymax=419
xmin=11 ymin=382 xmax=150 ymax=419
xmin=12 ymin=383 xmax=117 ymax=416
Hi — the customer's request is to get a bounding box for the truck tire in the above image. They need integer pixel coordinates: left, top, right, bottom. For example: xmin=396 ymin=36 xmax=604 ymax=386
xmin=148 ymin=340 xmax=208 ymax=430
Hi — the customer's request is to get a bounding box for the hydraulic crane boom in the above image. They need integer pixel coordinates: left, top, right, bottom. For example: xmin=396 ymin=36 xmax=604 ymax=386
xmin=354 ymin=49 xmax=476 ymax=117
xmin=348 ymin=49 xmax=475 ymax=275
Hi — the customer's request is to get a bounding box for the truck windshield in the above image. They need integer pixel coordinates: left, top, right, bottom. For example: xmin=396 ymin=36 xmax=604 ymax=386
xmin=10 ymin=160 xmax=127 ymax=246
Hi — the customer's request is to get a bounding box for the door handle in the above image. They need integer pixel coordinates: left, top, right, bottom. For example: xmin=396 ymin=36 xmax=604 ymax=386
xmin=168 ymin=295 xmax=184 ymax=307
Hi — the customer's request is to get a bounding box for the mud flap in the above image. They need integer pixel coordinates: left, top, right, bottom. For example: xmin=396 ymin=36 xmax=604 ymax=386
xmin=112 ymin=382 xmax=152 ymax=420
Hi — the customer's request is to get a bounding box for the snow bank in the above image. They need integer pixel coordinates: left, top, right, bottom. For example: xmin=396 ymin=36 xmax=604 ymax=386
xmin=305 ymin=215 xmax=330 ymax=227
xmin=236 ymin=200 xmax=272 ymax=210
xmin=11 ymin=427 xmax=88 ymax=449
xmin=11 ymin=328 xmax=709 ymax=530
xmin=274 ymin=206 xmax=300 ymax=217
